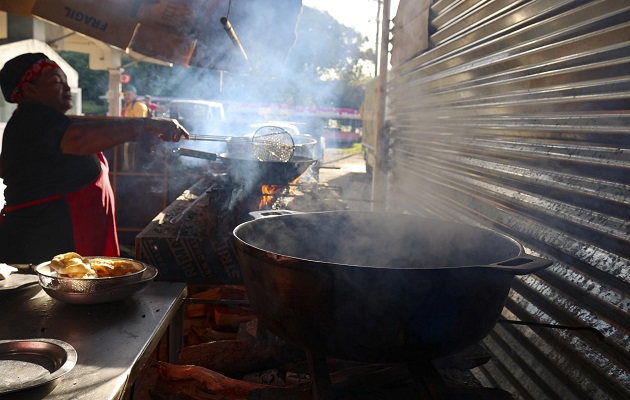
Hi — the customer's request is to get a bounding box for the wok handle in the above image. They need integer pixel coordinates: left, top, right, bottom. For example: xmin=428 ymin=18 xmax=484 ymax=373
xmin=486 ymin=254 xmax=553 ymax=275
xmin=174 ymin=147 xmax=218 ymax=160
xmin=249 ymin=210 xmax=303 ymax=219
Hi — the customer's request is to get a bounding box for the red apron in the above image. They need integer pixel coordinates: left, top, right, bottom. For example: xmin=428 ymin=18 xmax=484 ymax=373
xmin=66 ymin=153 xmax=119 ymax=256
xmin=0 ymin=153 xmax=119 ymax=256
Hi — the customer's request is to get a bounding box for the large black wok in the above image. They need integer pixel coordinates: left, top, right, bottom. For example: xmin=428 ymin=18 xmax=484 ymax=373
xmin=233 ymin=211 xmax=553 ymax=365
xmin=176 ymin=147 xmax=316 ymax=187
xmin=217 ymin=153 xmax=315 ymax=187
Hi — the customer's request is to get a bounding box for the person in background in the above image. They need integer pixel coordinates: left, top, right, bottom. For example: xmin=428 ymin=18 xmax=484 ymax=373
xmin=144 ymin=95 xmax=159 ymax=118
xmin=122 ymin=84 xmax=148 ymax=118
xmin=0 ymin=53 xmax=189 ymax=264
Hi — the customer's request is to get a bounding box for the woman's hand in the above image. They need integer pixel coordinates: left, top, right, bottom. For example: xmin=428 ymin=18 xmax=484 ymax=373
xmin=147 ymin=118 xmax=190 ymax=142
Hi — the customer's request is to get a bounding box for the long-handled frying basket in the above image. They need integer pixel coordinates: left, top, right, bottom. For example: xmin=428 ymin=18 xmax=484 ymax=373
xmin=188 ymin=126 xmax=295 ymax=162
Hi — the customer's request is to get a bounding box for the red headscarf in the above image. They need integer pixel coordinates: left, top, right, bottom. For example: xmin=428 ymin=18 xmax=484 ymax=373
xmin=10 ymin=58 xmax=61 ymax=103
xmin=0 ymin=53 xmax=61 ymax=103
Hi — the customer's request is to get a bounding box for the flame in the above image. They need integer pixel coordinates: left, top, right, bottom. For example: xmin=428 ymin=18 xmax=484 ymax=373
xmin=259 ymin=185 xmax=284 ymax=209
xmin=258 ymin=176 xmax=300 ymax=209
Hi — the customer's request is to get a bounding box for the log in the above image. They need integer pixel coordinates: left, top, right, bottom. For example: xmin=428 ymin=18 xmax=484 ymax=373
xmin=213 ymin=305 xmax=256 ymax=328
xmin=156 ymin=361 xmax=414 ymax=400
xmin=152 ymin=379 xmax=218 ymax=400
xmin=156 ymin=360 xmax=514 ymax=400
xmin=157 ymin=362 xmax=270 ymax=400
xmin=200 ymin=327 xmax=239 ymax=342
xmin=178 ymin=340 xmax=282 ymax=376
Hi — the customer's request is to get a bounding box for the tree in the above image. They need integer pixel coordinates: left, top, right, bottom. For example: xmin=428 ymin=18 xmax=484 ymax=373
xmin=59 ymin=6 xmax=374 ymax=112
xmin=266 ymin=6 xmax=375 ymax=108
xmin=58 ymin=51 xmax=109 ymax=115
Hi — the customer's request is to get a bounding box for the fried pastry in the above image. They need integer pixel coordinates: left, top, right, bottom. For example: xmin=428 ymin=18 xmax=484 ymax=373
xmin=90 ymin=258 xmax=141 ymax=277
xmin=50 ymin=253 xmax=142 ymax=278
xmin=50 ymin=252 xmax=97 ymax=278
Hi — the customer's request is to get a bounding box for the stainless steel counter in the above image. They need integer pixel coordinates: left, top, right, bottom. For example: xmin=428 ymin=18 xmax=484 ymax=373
xmin=0 ymin=280 xmax=187 ymax=400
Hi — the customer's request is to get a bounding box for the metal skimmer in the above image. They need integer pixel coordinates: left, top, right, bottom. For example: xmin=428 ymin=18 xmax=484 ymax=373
xmin=188 ymin=125 xmax=295 ymax=162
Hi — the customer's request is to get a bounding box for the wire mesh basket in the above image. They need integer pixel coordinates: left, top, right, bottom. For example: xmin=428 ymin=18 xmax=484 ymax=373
xmin=36 ymin=257 xmax=146 ymax=294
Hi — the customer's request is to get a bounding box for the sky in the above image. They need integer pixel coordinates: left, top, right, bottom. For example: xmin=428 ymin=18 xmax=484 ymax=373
xmin=302 ymin=0 xmax=400 ymax=51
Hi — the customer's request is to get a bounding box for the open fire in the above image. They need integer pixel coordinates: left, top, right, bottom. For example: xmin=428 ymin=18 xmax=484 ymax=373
xmin=259 ymin=182 xmax=295 ymax=209
xmin=135 ymin=163 xmax=346 ymax=283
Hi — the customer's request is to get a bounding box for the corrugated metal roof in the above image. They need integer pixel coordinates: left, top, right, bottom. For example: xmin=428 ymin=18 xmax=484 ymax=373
xmin=387 ymin=0 xmax=630 ymax=398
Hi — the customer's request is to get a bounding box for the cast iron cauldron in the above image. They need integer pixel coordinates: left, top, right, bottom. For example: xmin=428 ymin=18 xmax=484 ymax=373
xmin=233 ymin=210 xmax=553 ymax=364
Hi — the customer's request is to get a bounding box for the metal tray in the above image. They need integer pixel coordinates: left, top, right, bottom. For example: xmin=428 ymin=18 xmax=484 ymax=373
xmin=40 ymin=265 xmax=158 ymax=304
xmin=0 ymin=274 xmax=39 ymax=291
xmin=0 ymin=338 xmax=77 ymax=395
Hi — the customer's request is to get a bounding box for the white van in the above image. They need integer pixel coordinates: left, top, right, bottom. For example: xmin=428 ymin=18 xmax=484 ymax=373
xmin=168 ymin=100 xmax=226 ymax=135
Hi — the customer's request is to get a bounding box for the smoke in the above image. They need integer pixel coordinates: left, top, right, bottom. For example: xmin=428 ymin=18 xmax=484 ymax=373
xmin=183 ymin=0 xmax=302 ymax=77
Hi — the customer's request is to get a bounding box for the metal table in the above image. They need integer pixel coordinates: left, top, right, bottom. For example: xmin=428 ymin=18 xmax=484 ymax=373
xmin=0 ymin=279 xmax=187 ymax=400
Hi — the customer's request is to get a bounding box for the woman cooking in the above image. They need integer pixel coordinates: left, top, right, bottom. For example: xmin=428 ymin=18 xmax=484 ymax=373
xmin=0 ymin=53 xmax=189 ymax=264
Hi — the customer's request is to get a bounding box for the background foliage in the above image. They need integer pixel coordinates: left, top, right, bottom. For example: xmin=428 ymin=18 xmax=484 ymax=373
xmin=60 ymin=6 xmax=375 ymax=115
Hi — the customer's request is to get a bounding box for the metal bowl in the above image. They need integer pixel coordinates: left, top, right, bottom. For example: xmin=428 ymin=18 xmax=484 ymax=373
xmin=35 ymin=257 xmax=146 ymax=294
xmin=38 ymin=265 xmax=158 ymax=304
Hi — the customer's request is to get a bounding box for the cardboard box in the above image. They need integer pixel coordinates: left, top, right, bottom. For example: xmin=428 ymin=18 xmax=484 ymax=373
xmin=31 ymin=0 xmax=206 ymax=58
xmin=0 ymin=0 xmax=37 ymax=16
xmin=32 ymin=0 xmax=137 ymax=49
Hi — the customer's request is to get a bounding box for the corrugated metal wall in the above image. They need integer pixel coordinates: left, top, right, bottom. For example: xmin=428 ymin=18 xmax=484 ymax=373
xmin=386 ymin=0 xmax=629 ymax=399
